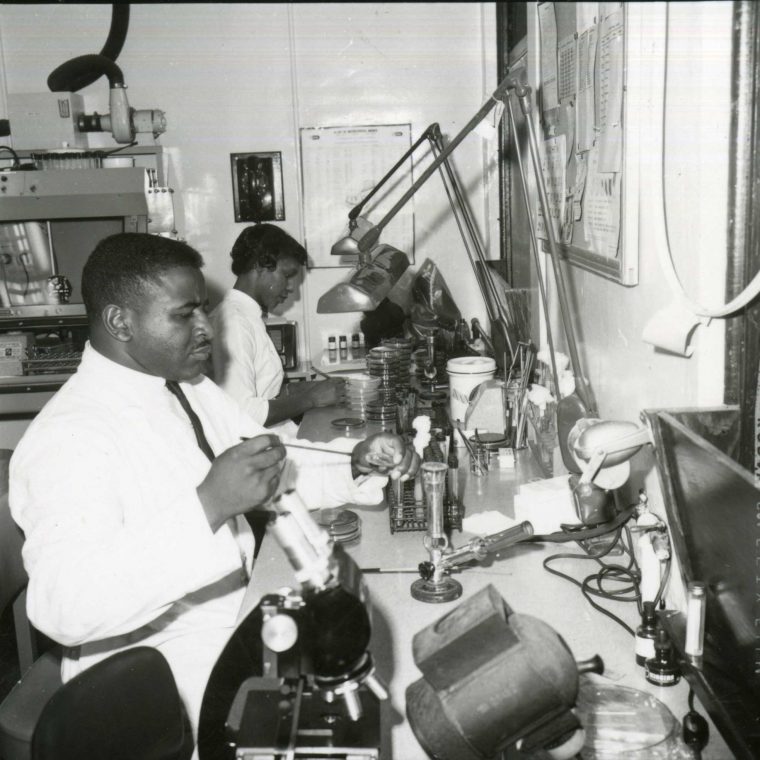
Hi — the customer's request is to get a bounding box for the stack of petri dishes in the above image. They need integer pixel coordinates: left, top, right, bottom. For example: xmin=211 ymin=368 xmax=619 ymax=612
xmin=363 ymin=399 xmax=397 ymax=427
xmin=316 ymin=508 xmax=361 ymax=544
xmin=365 ymin=346 xmax=400 ymax=427
xmin=344 ymin=373 xmax=381 ymax=418
xmin=366 ymin=347 xmax=398 ymax=392
xmin=381 ymin=337 xmax=412 ymax=392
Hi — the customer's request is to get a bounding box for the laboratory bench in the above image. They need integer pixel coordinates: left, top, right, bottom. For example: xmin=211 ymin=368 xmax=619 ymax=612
xmin=237 ymin=405 xmax=734 ymax=760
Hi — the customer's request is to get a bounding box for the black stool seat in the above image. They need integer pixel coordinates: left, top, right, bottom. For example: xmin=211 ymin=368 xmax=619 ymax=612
xmin=31 ymin=646 xmax=191 ymax=760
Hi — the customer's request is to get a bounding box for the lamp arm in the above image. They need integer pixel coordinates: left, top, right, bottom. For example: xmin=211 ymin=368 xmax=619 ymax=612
xmin=428 ymin=126 xmax=513 ymax=364
xmin=515 ymin=87 xmax=598 ymax=416
xmin=346 ymin=125 xmax=438 ymax=229
xmin=578 ymin=449 xmax=608 ymax=487
xmin=356 ymin=76 xmax=520 ymax=254
xmin=428 ymin=127 xmax=498 ymax=322
xmin=505 ymin=95 xmax=561 ymax=398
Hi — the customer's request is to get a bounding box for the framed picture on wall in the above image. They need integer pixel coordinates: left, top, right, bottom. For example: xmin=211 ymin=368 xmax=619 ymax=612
xmin=230 ymin=152 xmax=285 ymax=223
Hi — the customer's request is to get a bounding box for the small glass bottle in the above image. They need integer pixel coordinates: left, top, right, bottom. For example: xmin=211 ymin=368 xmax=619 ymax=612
xmin=685 ymin=581 xmax=706 ymax=666
xmin=635 ymin=601 xmax=658 ymax=666
xmin=645 ymin=628 xmax=681 ymax=687
xmin=351 ymin=333 xmax=361 ymax=358
xmin=339 ymin=335 xmax=348 ymax=361
xmin=328 ymin=336 xmax=337 ymax=363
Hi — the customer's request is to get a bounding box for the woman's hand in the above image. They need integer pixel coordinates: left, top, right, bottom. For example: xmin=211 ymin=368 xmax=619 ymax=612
xmin=305 ymin=379 xmax=345 ymax=408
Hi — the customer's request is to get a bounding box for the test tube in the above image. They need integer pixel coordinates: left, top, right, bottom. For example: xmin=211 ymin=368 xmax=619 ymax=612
xmin=685 ymin=581 xmax=706 ymax=665
xmin=421 ymin=462 xmax=448 ymax=545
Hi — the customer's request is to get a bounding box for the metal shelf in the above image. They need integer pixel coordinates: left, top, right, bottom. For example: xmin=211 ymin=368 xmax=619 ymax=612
xmin=0 ymin=373 xmax=73 ymax=395
xmin=0 ymin=304 xmax=88 ymax=329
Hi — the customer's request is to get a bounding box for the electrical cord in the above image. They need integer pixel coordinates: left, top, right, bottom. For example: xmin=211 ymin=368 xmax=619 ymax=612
xmin=543 ymin=525 xmax=639 ymax=636
xmin=0 ymin=145 xmax=20 ymax=169
xmin=650 ymin=5 xmax=759 ymax=318
xmin=683 ymin=687 xmax=709 ymax=757
xmin=534 ymin=504 xmax=672 ymax=638
xmin=527 ymin=505 xmax=636 ymax=543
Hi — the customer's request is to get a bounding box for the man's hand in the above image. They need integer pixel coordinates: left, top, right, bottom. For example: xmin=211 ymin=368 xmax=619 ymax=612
xmin=304 ymin=378 xmax=345 ymax=408
xmin=351 ymin=433 xmax=420 ymax=481
xmin=197 ymin=434 xmax=286 ymax=532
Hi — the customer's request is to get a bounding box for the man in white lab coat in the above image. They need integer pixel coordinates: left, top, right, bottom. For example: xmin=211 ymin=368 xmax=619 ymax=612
xmin=9 ymin=233 xmax=418 ymax=750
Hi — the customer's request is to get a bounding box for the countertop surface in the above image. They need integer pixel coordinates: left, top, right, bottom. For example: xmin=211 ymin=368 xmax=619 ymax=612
xmin=239 ymin=404 xmax=734 ymax=760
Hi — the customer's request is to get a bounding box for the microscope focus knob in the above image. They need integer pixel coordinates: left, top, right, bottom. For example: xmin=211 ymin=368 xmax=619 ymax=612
xmin=261 ymin=613 xmax=298 ymax=653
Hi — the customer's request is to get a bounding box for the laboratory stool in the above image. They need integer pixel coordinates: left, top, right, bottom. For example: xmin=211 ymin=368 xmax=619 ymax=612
xmin=31 ymin=646 xmax=192 ymax=760
xmin=0 ymin=651 xmax=62 ymax=760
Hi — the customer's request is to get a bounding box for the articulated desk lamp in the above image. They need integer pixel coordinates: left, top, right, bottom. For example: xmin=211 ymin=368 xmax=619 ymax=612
xmin=568 ymin=418 xmax=654 ymax=524
xmin=317 ymin=69 xmax=598 ymax=445
xmin=317 ymin=107 xmax=527 ymax=371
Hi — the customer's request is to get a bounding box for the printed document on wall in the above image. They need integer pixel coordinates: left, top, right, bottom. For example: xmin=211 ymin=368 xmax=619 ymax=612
xmin=583 ymin=150 xmax=621 ymax=258
xmin=300 ymin=125 xmax=414 ymax=268
xmin=538 ymin=2 xmax=559 ymax=111
xmin=597 ymin=9 xmax=624 ymax=172
xmin=575 ymin=23 xmax=597 ymax=154
xmin=537 ymin=135 xmax=567 ymax=241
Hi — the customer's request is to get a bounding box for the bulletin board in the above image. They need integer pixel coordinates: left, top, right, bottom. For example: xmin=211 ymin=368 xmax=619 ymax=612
xmin=534 ymin=2 xmax=638 ymax=285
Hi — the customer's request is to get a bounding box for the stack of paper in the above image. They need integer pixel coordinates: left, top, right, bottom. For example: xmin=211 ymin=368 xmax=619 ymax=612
xmin=513 ymin=475 xmax=578 ymax=534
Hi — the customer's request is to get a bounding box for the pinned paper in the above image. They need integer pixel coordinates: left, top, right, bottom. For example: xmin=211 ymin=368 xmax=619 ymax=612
xmin=147 ymin=188 xmax=177 ymax=237
xmin=642 ymin=302 xmax=711 ymax=357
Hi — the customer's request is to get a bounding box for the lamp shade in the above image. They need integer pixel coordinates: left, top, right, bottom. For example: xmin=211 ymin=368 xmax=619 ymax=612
xmin=317 ymin=244 xmax=410 ymax=313
xmin=569 ymin=418 xmax=651 ymax=490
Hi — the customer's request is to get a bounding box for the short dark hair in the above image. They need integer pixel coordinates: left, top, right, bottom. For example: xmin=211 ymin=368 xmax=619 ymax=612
xmin=82 ymin=233 xmax=204 ymax=319
xmin=230 ymin=224 xmax=307 ymax=276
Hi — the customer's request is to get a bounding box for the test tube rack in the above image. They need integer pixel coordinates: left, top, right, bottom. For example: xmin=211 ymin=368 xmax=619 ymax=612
xmin=386 ymin=437 xmax=462 ymax=533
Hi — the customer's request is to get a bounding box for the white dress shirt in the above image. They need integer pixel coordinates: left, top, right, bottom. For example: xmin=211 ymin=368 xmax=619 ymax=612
xmin=210 ymin=289 xmax=283 ymax=425
xmin=9 ymin=343 xmax=386 ymax=742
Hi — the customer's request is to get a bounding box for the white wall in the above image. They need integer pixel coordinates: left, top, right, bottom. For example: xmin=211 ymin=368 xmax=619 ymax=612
xmin=0 ymin=2 xmax=737 ymax=452
xmin=0 ymin=2 xmax=499 ymax=364
xmin=522 ymin=1 xmax=731 ymax=428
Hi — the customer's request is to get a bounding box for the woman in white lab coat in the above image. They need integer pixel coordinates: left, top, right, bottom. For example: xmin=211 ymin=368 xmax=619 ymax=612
xmin=210 ymin=224 xmax=343 ymax=428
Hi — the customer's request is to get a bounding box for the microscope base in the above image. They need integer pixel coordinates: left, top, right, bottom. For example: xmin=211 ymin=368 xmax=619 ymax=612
xmin=411 ymin=575 xmax=463 ymax=603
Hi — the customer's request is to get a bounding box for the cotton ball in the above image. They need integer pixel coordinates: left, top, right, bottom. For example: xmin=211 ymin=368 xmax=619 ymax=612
xmin=527 ymin=384 xmax=555 ymax=414
xmin=412 ymin=415 xmax=432 ymax=457
xmin=558 ymin=370 xmax=576 ymax=398
xmin=537 ymin=348 xmax=570 ymax=372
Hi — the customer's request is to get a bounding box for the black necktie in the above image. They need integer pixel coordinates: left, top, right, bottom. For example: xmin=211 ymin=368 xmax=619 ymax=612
xmin=166 ymin=379 xmax=267 ymax=561
xmin=166 ymin=380 xmax=216 ymax=462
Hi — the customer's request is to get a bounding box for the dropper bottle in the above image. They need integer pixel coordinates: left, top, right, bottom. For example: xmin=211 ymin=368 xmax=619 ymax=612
xmin=635 ymin=601 xmax=658 ymax=666
xmin=645 ymin=628 xmax=681 ymax=687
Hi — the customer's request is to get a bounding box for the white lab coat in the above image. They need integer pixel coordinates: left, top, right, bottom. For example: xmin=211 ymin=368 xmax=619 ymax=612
xmin=9 ymin=343 xmax=386 ymax=744
xmin=210 ymin=289 xmax=283 ymax=426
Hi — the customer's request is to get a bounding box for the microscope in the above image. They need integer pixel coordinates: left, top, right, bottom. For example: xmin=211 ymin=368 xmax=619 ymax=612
xmin=222 ymin=489 xmax=387 ymax=760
